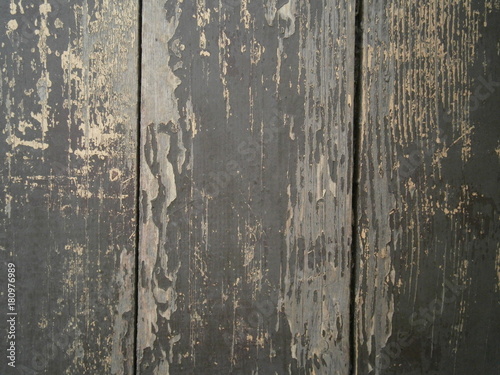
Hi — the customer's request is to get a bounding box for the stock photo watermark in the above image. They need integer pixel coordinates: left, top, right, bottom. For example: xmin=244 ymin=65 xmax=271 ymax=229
xmin=392 ymin=70 xmax=500 ymax=190
xmin=3 ymin=263 xmax=78 ymax=374
xmin=8 ymin=0 xmax=66 ymax=46
xmin=169 ymin=95 xmax=303 ymax=229
xmin=221 ymin=0 xmax=240 ymax=9
xmin=377 ymin=278 xmax=466 ymax=372
xmin=6 ymin=263 xmax=17 ymax=369
xmin=241 ymin=290 xmax=279 ymax=329
xmin=13 ymin=323 xmax=79 ymax=375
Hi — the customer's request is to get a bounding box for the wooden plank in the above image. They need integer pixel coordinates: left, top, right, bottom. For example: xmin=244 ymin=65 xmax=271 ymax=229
xmin=0 ymin=1 xmax=139 ymax=374
xmin=138 ymin=0 xmax=356 ymax=373
xmin=354 ymin=1 xmax=500 ymax=374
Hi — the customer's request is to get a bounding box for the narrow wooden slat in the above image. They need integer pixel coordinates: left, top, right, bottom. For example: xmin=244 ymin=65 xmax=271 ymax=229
xmin=0 ymin=1 xmax=139 ymax=374
xmin=138 ymin=0 xmax=355 ymax=373
xmin=355 ymin=1 xmax=500 ymax=374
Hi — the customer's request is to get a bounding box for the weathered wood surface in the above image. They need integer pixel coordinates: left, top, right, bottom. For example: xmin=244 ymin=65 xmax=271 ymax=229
xmin=1 ymin=1 xmax=498 ymax=374
xmin=0 ymin=1 xmax=139 ymax=374
xmin=138 ymin=0 xmax=355 ymax=373
xmin=354 ymin=1 xmax=500 ymax=374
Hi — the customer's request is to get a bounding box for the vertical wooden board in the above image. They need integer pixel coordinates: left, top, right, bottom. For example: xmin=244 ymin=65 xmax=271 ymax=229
xmin=355 ymin=1 xmax=500 ymax=374
xmin=0 ymin=1 xmax=139 ymax=374
xmin=138 ymin=0 xmax=355 ymax=373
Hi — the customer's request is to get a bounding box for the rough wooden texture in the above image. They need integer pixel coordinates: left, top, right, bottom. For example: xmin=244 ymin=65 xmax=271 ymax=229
xmin=138 ymin=0 xmax=355 ymax=373
xmin=354 ymin=1 xmax=500 ymax=374
xmin=3 ymin=1 xmax=497 ymax=374
xmin=0 ymin=1 xmax=139 ymax=374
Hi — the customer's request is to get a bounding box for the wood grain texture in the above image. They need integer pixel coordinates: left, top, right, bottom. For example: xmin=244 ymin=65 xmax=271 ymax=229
xmin=354 ymin=1 xmax=500 ymax=374
xmin=138 ymin=0 xmax=355 ymax=373
xmin=0 ymin=1 xmax=139 ymax=374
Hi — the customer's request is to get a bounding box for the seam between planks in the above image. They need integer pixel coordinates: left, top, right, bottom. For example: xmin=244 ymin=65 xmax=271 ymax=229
xmin=350 ymin=0 xmax=365 ymax=374
xmin=133 ymin=0 xmax=144 ymax=374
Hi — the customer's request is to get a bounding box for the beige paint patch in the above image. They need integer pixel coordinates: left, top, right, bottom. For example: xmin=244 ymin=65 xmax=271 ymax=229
xmin=7 ymin=19 xmax=18 ymax=31
xmin=6 ymin=134 xmax=49 ymax=150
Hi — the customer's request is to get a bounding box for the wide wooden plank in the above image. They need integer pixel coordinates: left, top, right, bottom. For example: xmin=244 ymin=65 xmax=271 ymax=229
xmin=138 ymin=0 xmax=356 ymax=373
xmin=0 ymin=1 xmax=139 ymax=374
xmin=354 ymin=1 xmax=500 ymax=374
